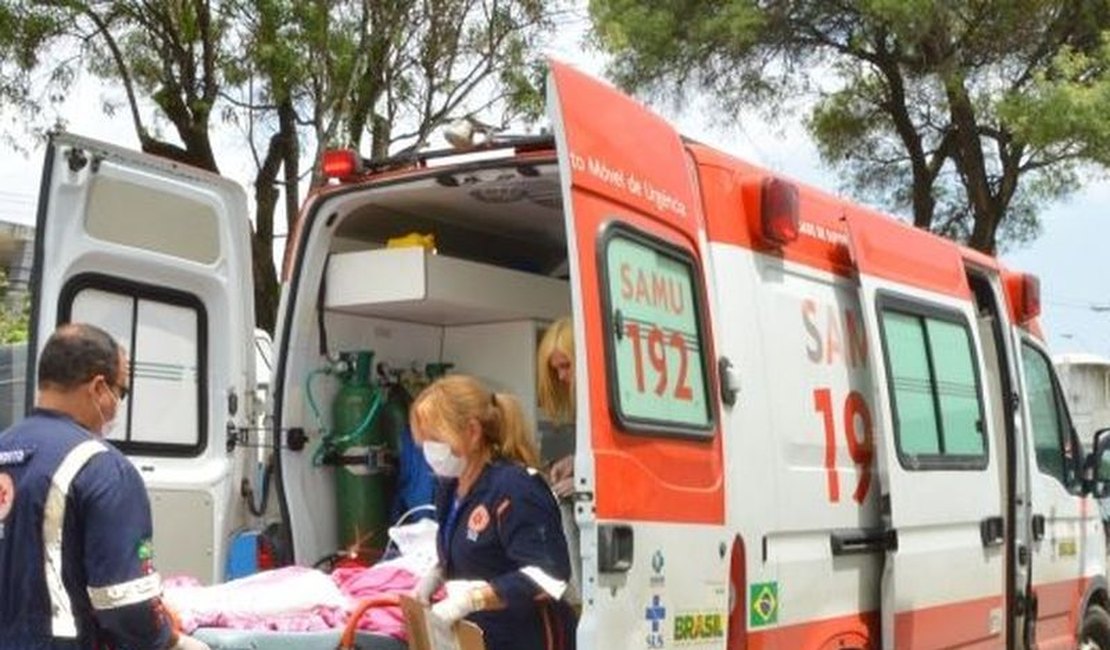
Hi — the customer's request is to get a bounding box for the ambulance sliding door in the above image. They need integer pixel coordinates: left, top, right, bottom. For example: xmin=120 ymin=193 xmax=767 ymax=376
xmin=548 ymin=61 xmax=728 ymax=649
xmin=29 ymin=133 xmax=256 ymax=584
xmin=845 ymin=213 xmax=1007 ymax=648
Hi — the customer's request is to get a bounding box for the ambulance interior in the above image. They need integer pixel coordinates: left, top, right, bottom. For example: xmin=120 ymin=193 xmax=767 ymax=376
xmin=276 ymin=149 xmax=577 ymax=573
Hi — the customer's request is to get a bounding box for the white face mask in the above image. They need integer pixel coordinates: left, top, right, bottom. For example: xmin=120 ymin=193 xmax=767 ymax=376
xmin=423 ymin=440 xmax=466 ymax=478
xmin=94 ymin=386 xmax=120 ymax=439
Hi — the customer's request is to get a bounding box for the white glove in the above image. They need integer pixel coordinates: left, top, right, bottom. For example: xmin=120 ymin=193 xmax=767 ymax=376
xmin=425 ymin=580 xmax=489 ymax=650
xmin=412 ymin=566 xmax=445 ymax=605
xmin=169 ymin=634 xmax=212 ymax=650
xmin=430 ymin=591 xmax=478 ymax=627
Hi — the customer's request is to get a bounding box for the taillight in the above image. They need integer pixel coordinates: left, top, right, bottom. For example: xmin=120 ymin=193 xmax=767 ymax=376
xmin=760 ymin=177 xmax=799 ymax=246
xmin=322 ymin=149 xmax=361 ymax=180
xmin=727 ymin=536 xmax=747 ymax=649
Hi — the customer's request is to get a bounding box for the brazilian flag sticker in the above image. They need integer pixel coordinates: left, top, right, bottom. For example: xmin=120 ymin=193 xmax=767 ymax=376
xmin=749 ymin=582 xmax=779 ymax=627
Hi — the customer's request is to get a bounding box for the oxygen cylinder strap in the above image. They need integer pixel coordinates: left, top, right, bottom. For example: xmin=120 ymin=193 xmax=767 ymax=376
xmin=319 ymin=447 xmax=395 ymax=473
xmin=367 ymin=445 xmax=394 ymax=473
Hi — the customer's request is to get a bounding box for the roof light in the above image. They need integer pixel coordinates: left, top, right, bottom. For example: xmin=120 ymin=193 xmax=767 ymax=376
xmin=760 ymin=177 xmax=799 ymax=246
xmin=443 ymin=116 xmax=502 ymax=150
xmin=444 ymin=119 xmax=476 ymax=150
xmin=1005 ymin=272 xmax=1041 ymax=323
xmin=1021 ymin=273 xmax=1041 ymax=321
xmin=322 ymin=149 xmax=361 ymax=180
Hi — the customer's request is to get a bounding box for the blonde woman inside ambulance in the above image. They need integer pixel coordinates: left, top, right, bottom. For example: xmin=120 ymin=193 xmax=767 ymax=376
xmin=536 ymin=316 xmax=582 ymax=607
xmin=537 ymin=316 xmax=575 ymax=496
xmin=408 ymin=374 xmax=577 ymax=650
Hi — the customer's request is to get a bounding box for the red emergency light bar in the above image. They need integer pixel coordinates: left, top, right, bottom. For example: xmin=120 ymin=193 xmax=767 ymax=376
xmin=1005 ymin=272 xmax=1041 ymax=324
xmin=1020 ymin=273 xmax=1041 ymax=321
xmin=322 ymin=149 xmax=362 ymax=180
xmin=760 ymin=176 xmax=800 ymax=246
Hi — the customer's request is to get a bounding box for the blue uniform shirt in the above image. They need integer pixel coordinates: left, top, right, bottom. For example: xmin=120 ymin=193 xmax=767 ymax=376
xmin=435 ymin=461 xmax=576 ymax=650
xmin=0 ymin=409 xmax=175 ymax=650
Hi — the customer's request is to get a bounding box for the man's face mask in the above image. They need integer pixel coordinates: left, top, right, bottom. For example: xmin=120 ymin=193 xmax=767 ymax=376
xmin=93 ymin=378 xmax=121 ymax=438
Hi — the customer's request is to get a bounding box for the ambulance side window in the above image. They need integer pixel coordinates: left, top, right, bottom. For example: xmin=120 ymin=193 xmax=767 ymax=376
xmin=600 ymin=226 xmax=713 ymax=436
xmin=60 ymin=275 xmax=206 ymax=457
xmin=1021 ymin=342 xmax=1070 ymax=486
xmin=881 ymin=303 xmax=987 ymax=470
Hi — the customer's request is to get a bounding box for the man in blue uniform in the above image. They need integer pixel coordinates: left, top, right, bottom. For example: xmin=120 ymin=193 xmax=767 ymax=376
xmin=0 ymin=323 xmax=209 ymax=650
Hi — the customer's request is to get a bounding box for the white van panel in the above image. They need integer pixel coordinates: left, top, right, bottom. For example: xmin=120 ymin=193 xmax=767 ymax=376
xmin=32 ymin=133 xmax=255 ymax=584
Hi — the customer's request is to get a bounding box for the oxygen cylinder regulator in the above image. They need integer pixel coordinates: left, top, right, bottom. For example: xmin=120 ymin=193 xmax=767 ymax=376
xmin=305 ymin=351 xmax=400 ymax=564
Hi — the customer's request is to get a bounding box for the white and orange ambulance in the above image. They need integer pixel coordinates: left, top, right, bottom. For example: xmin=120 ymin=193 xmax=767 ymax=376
xmin=23 ymin=60 xmax=1110 ymax=649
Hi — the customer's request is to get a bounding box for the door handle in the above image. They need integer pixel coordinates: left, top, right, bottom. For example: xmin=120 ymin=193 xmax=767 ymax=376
xmin=598 ymin=524 xmax=634 ymax=572
xmin=980 ymin=516 xmax=1004 ymax=547
xmin=830 ymin=528 xmax=898 ymax=556
xmin=718 ymin=356 xmax=740 ymax=406
xmin=1032 ymin=514 xmax=1046 ymax=541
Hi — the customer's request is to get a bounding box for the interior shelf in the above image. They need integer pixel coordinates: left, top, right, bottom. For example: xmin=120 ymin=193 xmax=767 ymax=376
xmin=324 ymin=247 xmax=571 ymax=325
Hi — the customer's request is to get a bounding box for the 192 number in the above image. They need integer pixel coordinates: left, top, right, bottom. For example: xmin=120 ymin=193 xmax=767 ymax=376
xmin=814 ymin=388 xmax=874 ymax=503
xmin=626 ymin=322 xmax=694 ymax=401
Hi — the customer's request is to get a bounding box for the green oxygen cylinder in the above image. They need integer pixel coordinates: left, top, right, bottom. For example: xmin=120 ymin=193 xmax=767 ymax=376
xmin=332 ymin=351 xmax=390 ymax=563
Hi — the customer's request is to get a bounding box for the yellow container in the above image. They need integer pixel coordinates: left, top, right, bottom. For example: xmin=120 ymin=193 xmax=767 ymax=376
xmin=386 ymin=232 xmax=436 ymax=253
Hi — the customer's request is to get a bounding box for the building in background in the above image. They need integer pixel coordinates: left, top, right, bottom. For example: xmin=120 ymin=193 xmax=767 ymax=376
xmin=1055 ymin=352 xmax=1110 ymax=449
xmin=0 ymin=218 xmax=33 ymax=308
xmin=0 ymin=218 xmax=32 ymax=429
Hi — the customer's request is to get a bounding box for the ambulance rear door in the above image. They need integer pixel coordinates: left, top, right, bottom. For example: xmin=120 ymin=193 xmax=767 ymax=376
xmin=27 ymin=132 xmax=256 ymax=584
xmin=548 ymin=61 xmax=728 ymax=649
xmin=845 ymin=212 xmax=1007 ymax=648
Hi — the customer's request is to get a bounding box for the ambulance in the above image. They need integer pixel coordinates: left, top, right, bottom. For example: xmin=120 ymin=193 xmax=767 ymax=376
xmin=24 ymin=61 xmax=1110 ymax=649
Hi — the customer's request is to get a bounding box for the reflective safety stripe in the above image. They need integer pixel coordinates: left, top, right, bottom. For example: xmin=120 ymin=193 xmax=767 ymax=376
xmin=520 ymin=565 xmax=568 ymax=600
xmin=88 ymin=572 xmax=163 ymax=610
xmin=44 ymin=440 xmax=106 ymax=638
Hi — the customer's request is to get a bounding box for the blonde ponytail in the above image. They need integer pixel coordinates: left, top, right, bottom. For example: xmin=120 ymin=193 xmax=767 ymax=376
xmin=490 ymin=392 xmax=539 ymax=468
xmin=410 ymin=374 xmax=539 ymax=469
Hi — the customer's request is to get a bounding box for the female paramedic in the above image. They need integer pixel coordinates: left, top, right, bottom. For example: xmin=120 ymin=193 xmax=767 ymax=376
xmin=408 ymin=374 xmax=576 ymax=650
xmin=536 ymin=316 xmax=574 ymax=496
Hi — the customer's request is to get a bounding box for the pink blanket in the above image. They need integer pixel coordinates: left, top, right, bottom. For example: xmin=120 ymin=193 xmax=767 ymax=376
xmin=163 ymin=563 xmax=420 ymax=640
xmin=333 ymin=561 xmax=422 ymax=638
xmin=164 ymin=566 xmax=349 ymax=633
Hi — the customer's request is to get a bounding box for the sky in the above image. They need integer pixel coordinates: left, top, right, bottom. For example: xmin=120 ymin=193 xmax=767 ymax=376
xmin=0 ymin=11 xmax=1107 ymax=359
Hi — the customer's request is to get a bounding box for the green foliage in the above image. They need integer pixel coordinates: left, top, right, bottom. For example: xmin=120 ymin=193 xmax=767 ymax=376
xmin=1000 ymin=37 xmax=1110 ymax=164
xmin=0 ymin=0 xmax=558 ymax=332
xmin=589 ymin=0 xmax=1110 ymax=254
xmin=0 ymin=269 xmax=29 ymax=344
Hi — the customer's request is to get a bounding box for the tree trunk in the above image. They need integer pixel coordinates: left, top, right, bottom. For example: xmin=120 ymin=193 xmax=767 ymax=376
xmin=251 ymin=131 xmax=286 ymax=335
xmin=943 ymin=73 xmax=998 ymax=253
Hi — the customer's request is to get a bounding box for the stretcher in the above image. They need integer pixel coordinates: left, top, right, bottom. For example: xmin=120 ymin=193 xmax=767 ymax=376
xmin=191 ymin=595 xmax=484 ymax=650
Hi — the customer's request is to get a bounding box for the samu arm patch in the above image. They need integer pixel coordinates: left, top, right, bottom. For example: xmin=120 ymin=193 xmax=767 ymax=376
xmin=0 ymin=471 xmax=14 ymax=525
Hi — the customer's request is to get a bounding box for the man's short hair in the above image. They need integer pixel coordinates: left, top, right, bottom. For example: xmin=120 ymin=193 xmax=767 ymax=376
xmin=37 ymin=323 xmax=122 ymax=390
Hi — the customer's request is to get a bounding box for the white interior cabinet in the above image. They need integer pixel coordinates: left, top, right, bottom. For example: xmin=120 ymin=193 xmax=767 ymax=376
xmin=324 ymin=247 xmax=568 ymax=428
xmin=442 ymin=321 xmax=548 ymax=426
xmin=325 ymin=248 xmax=570 ymax=325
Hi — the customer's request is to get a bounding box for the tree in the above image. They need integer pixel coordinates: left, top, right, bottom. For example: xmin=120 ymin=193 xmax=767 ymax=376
xmin=588 ymin=0 xmax=1110 ymax=253
xmin=0 ymin=0 xmax=555 ymax=332
xmin=0 ymin=269 xmax=29 ymax=344
xmin=226 ymin=0 xmax=553 ymax=329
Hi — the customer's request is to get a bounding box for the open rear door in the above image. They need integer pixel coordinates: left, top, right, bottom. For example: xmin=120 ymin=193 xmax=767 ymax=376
xmin=28 ymin=132 xmax=256 ymax=584
xmin=548 ymin=62 xmax=727 ymax=648
xmin=845 ymin=211 xmax=1007 ymax=648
